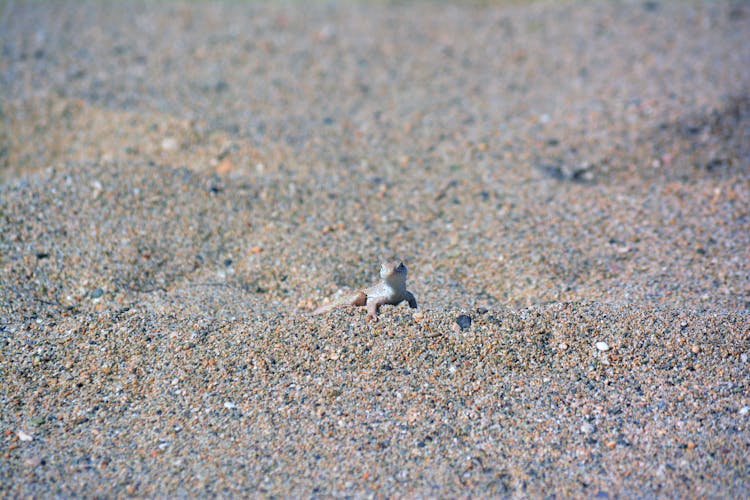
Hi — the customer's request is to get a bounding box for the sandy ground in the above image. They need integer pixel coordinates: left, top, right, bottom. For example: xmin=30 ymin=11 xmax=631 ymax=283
xmin=1 ymin=0 xmax=749 ymax=497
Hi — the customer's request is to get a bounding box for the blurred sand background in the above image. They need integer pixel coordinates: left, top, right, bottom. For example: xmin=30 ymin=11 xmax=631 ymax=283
xmin=1 ymin=0 xmax=749 ymax=497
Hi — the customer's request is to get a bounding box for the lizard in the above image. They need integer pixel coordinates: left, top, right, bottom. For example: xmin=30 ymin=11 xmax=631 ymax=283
xmin=313 ymin=261 xmax=418 ymax=321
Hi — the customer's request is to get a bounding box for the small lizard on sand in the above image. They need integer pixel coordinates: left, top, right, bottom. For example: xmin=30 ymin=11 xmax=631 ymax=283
xmin=313 ymin=261 xmax=418 ymax=321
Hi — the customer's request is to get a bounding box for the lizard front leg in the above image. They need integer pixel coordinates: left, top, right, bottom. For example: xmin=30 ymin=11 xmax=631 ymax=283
xmin=366 ymin=297 xmax=388 ymax=321
xmin=404 ymin=291 xmax=417 ymax=309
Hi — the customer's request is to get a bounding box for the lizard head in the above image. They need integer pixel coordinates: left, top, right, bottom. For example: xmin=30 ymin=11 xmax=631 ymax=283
xmin=380 ymin=261 xmax=407 ymax=284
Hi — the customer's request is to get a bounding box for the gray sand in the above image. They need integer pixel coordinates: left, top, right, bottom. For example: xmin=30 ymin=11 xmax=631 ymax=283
xmin=1 ymin=0 xmax=748 ymax=497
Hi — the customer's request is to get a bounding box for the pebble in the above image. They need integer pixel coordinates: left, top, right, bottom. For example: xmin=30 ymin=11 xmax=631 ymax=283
xmin=24 ymin=456 xmax=44 ymax=467
xmin=161 ymin=137 xmax=179 ymax=151
xmin=580 ymin=423 xmax=596 ymax=434
xmin=455 ymin=315 xmax=472 ymax=330
xmin=216 ymin=158 xmax=234 ymax=175
xmin=18 ymin=431 xmax=33 ymax=442
xmin=29 ymin=416 xmax=46 ymax=426
xmin=595 ymin=342 xmax=610 ymax=352
xmin=739 ymin=406 xmax=749 ymax=416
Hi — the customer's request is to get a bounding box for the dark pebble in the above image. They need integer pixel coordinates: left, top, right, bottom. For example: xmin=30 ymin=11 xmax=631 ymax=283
xmin=456 ymin=314 xmax=472 ymax=330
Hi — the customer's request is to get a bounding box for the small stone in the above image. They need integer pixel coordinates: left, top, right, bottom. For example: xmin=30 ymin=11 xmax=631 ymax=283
xmin=690 ymin=345 xmax=700 ymax=354
xmin=315 ymin=24 xmax=335 ymax=42
xmin=18 ymin=431 xmax=33 ymax=442
xmin=28 ymin=416 xmax=45 ymax=427
xmin=412 ymin=311 xmax=425 ymax=321
xmin=161 ymin=137 xmax=179 ymax=151
xmin=24 ymin=456 xmax=43 ymax=467
xmin=223 ymin=402 xmax=237 ymax=409
xmin=558 ymin=343 xmax=568 ymax=351
xmin=455 ymin=314 xmax=472 ymax=330
xmin=580 ymin=422 xmax=596 ymax=434
xmin=595 ymin=341 xmax=610 ymax=351
xmin=739 ymin=406 xmax=749 ymax=416
xmin=90 ymin=180 xmax=103 ymax=199
xmin=216 ymin=157 xmax=234 ymax=175
xmin=90 ymin=288 xmax=104 ymax=299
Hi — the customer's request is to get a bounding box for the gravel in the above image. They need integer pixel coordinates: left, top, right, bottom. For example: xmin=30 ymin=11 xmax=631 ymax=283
xmin=1 ymin=0 xmax=748 ymax=497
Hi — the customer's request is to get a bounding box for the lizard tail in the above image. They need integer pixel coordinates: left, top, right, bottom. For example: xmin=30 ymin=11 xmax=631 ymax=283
xmin=312 ymin=302 xmax=339 ymax=315
xmin=312 ymin=291 xmax=367 ymax=315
